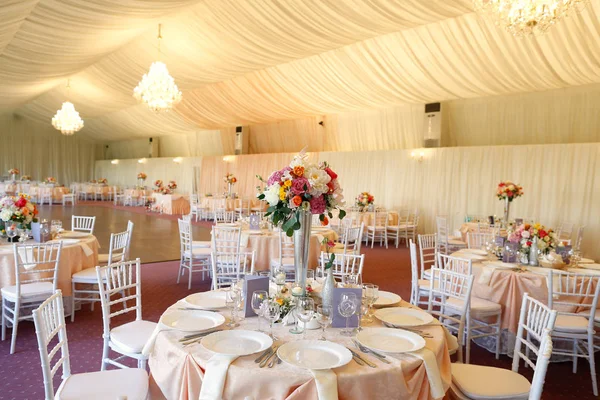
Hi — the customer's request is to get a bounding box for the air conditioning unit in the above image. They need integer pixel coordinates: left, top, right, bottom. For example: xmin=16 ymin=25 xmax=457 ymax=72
xmin=423 ymin=103 xmax=441 ymax=148
xmin=234 ymin=126 xmax=249 ymax=155
xmin=148 ymin=137 xmax=159 ymax=158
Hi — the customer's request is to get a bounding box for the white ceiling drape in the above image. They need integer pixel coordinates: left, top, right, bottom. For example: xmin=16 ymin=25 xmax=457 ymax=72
xmin=1 ymin=0 xmax=599 ymax=141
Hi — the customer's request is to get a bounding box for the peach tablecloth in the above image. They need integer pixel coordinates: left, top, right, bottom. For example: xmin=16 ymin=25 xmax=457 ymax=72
xmin=29 ymin=186 xmax=70 ymax=203
xmin=125 ymin=188 xmax=152 ymax=199
xmin=149 ymin=299 xmax=452 ymax=400
xmin=0 ymin=235 xmax=99 ymax=296
xmin=201 ymin=197 xmax=266 ymax=212
xmin=0 ymin=183 xmax=31 ymax=194
xmin=459 ymin=223 xmax=507 ymax=242
xmin=350 ymin=211 xmax=399 ymax=226
xmin=152 ymin=193 xmax=190 ymax=215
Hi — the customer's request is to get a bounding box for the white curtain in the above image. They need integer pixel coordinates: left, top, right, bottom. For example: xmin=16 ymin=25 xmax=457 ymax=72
xmin=0 ymin=114 xmax=96 ymax=184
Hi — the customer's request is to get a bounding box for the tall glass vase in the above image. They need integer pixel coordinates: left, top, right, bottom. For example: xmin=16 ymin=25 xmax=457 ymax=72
xmin=11 ymin=174 xmax=16 ymax=182
xmin=293 ymin=209 xmax=312 ymax=297
xmin=227 ymin=182 xmax=232 ymax=198
xmin=529 ymin=236 xmax=539 ymax=266
xmin=321 ymin=267 xmax=336 ymax=309
xmin=503 ymin=197 xmax=511 ymax=227
xmin=138 ymin=178 xmax=145 ymax=188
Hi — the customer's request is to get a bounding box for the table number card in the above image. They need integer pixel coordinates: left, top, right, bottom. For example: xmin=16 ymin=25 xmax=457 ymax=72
xmin=503 ymin=242 xmax=519 ymax=263
xmin=331 ymin=287 xmax=362 ymax=328
xmin=243 ymin=276 xmax=269 ymax=317
xmin=495 ymin=236 xmax=505 ymax=247
xmin=514 ymin=218 xmax=523 ymax=226
xmin=249 ymin=214 xmax=260 ymax=231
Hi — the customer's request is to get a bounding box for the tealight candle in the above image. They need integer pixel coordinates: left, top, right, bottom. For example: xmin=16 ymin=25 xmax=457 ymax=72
xmin=276 ymin=272 xmax=286 ymax=284
xmin=291 ymin=286 xmax=303 ymax=296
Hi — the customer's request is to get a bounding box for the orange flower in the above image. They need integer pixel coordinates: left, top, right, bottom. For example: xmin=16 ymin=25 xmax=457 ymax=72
xmin=292 ymin=165 xmax=305 ymax=177
xmin=22 ymin=207 xmax=29 ymax=216
xmin=232 ymin=177 xmax=237 ymax=183
xmin=321 ymin=216 xmax=329 ymax=226
xmin=292 ymin=195 xmax=302 ymax=207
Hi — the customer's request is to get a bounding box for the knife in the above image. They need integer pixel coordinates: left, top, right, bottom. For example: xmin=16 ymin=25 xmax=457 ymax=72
xmin=259 ymin=345 xmax=280 ymax=368
xmin=352 ymin=339 xmax=391 ymax=364
xmin=347 ymin=348 xmax=377 ymax=368
xmin=255 ymin=347 xmax=273 ymax=363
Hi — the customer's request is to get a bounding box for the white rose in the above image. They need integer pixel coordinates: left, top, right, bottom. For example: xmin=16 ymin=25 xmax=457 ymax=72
xmin=263 ymin=184 xmax=281 ymax=206
xmin=306 ymin=167 xmax=331 ymax=196
xmin=521 ymin=231 xmax=530 ymax=239
xmin=289 ymin=156 xmax=306 ymax=170
xmin=0 ymin=209 xmax=12 ymax=222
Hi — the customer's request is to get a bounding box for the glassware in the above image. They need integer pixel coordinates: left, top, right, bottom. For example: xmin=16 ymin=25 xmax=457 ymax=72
xmin=316 ymin=305 xmax=333 ymax=340
xmin=51 ymin=220 xmax=62 ymax=235
xmin=354 ymin=298 xmax=370 ymax=333
xmin=363 ymin=283 xmax=379 ymax=320
xmin=342 ymin=273 xmax=362 ymax=288
xmin=5 ymin=223 xmax=17 ymax=242
xmin=338 ymin=292 xmax=357 ymax=337
xmin=569 ymin=249 xmax=581 ymax=267
xmin=306 ymin=270 xmax=315 ymax=287
xmin=263 ymin=300 xmax=281 ymax=340
xmin=296 ymin=297 xmax=315 ymax=340
xmin=273 ymin=267 xmax=286 ymax=295
xmin=225 ymin=290 xmax=241 ymax=328
xmin=251 ymin=290 xmax=268 ymax=332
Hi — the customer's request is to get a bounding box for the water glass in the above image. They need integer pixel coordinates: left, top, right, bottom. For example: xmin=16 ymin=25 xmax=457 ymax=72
xmin=296 ymin=297 xmax=315 ymax=340
xmin=263 ymin=300 xmax=281 ymax=340
xmin=225 ymin=290 xmax=241 ymax=328
xmin=251 ymin=290 xmax=268 ymax=332
xmin=363 ymin=283 xmax=379 ymax=319
xmin=51 ymin=220 xmax=62 ymax=234
xmin=306 ymin=270 xmax=315 ymax=287
xmin=338 ymin=292 xmax=358 ymax=337
xmin=354 ymin=298 xmax=370 ymax=333
xmin=316 ymin=305 xmax=333 ymax=340
xmin=5 ymin=223 xmax=17 ymax=242
xmin=342 ymin=273 xmax=361 ymax=288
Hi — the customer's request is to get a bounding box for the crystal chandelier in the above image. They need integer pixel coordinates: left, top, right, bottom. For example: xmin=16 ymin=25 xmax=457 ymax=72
xmin=52 ymin=80 xmax=84 ymax=135
xmin=134 ymin=24 xmax=182 ymax=112
xmin=473 ymin=0 xmax=589 ymax=36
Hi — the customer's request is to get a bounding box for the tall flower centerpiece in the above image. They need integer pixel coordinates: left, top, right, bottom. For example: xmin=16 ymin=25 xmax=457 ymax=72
xmin=137 ymin=172 xmax=147 ymax=188
xmin=0 ymin=194 xmax=39 ymax=241
xmin=356 ymin=191 xmax=374 ymax=212
xmin=224 ymin=173 xmax=237 ymax=198
xmin=257 ymin=151 xmax=345 ymax=298
xmin=496 ymin=181 xmax=523 ymax=225
xmin=98 ymin=178 xmax=107 ymax=185
xmin=8 ymin=169 xmax=19 ymax=181
xmin=154 ymin=179 xmax=163 ymax=192
xmin=20 ymin=175 xmax=31 ymax=182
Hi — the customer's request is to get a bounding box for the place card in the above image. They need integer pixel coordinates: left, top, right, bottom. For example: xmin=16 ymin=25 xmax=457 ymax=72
xmin=243 ymin=276 xmax=269 ymax=317
xmin=331 ymin=287 xmax=362 ymax=328
xmin=495 ymin=236 xmax=505 ymax=247
xmin=514 ymin=218 xmax=523 ymax=226
xmin=249 ymin=214 xmax=260 ymax=231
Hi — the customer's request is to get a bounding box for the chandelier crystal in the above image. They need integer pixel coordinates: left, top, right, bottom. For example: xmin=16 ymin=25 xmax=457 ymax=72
xmin=473 ymin=0 xmax=589 ymax=36
xmin=134 ymin=24 xmax=182 ymax=112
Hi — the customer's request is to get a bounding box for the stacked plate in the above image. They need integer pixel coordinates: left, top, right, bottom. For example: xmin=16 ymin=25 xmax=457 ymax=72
xmin=184 ymin=291 xmax=227 ymax=310
xmin=578 ymin=263 xmax=600 ymax=271
xmin=277 ymin=340 xmax=352 ymax=370
xmin=374 ymin=307 xmax=434 ymax=328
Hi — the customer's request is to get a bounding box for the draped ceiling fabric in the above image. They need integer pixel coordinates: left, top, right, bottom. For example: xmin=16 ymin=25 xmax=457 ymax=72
xmin=1 ymin=0 xmax=599 ymax=144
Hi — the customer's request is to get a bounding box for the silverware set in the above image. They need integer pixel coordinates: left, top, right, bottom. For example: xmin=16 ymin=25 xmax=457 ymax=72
xmin=255 ymin=345 xmax=282 ymax=368
xmin=346 ymin=347 xmax=377 ymax=368
xmin=351 ymin=339 xmax=390 ymax=364
xmin=382 ymin=322 xmax=434 ymax=338
xmin=178 ymin=328 xmax=223 ymax=346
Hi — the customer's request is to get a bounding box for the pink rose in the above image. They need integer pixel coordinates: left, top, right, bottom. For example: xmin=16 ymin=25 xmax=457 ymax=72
xmin=14 ymin=197 xmax=26 ymax=208
xmin=309 ymin=195 xmax=326 ymax=215
xmin=291 ymin=177 xmax=310 ymax=195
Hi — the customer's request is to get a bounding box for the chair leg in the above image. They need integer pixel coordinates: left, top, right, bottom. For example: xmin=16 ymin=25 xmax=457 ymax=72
xmin=71 ymin=281 xmax=76 ymax=323
xmin=101 ymin=338 xmax=109 ymax=371
xmin=1 ymin=297 xmax=6 ymax=341
xmin=495 ymin=313 xmax=501 ymax=360
xmin=465 ymin=314 xmax=471 ymax=365
xmin=177 ymin=260 xmax=183 ymax=284
xmin=573 ymin=340 xmax=578 ymax=374
xmin=188 ymin=266 xmax=193 ymax=290
xmin=10 ymin=301 xmax=20 ymax=354
xmin=588 ymin=336 xmax=598 ymax=396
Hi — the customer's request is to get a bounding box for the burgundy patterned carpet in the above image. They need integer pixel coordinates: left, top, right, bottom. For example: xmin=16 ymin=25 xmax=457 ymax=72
xmin=0 ymin=212 xmax=597 ymax=399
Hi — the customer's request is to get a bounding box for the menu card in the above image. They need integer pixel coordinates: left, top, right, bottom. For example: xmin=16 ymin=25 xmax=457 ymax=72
xmin=249 ymin=214 xmax=260 ymax=231
xmin=495 ymin=236 xmax=505 ymax=247
xmin=331 ymin=287 xmax=362 ymax=328
xmin=243 ymin=276 xmax=269 ymax=317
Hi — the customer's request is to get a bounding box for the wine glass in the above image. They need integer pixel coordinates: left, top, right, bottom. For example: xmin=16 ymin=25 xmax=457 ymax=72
xmin=338 ymin=292 xmax=357 ymax=336
xmin=354 ymin=298 xmax=370 ymax=333
xmin=5 ymin=223 xmax=17 ymax=242
xmin=296 ymin=297 xmax=315 ymax=340
xmin=342 ymin=273 xmax=361 ymax=288
xmin=225 ymin=290 xmax=241 ymax=328
xmin=363 ymin=284 xmax=379 ymax=319
xmin=316 ymin=305 xmax=333 ymax=340
xmin=263 ymin=300 xmax=281 ymax=340
xmin=51 ymin=220 xmax=62 ymax=234
xmin=251 ymin=290 xmax=268 ymax=332
xmin=306 ymin=270 xmax=315 ymax=287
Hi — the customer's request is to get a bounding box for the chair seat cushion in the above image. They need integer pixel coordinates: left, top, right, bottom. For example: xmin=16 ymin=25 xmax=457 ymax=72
xmin=192 ymin=240 xmax=211 ymax=248
xmin=1 ymin=282 xmax=54 ymax=301
xmin=451 ymin=363 xmax=530 ymax=400
xmin=554 ymin=314 xmax=589 ymax=332
xmin=187 ymin=247 xmax=212 ymax=258
xmin=72 ymin=267 xmax=103 ymax=283
xmin=447 ymin=296 xmax=501 ymax=315
xmin=110 ymin=320 xmax=157 ymax=354
xmin=57 ymin=367 xmax=149 ymax=400
xmin=97 ymin=253 xmax=122 ymax=264
xmin=449 ymin=239 xmax=467 ymax=246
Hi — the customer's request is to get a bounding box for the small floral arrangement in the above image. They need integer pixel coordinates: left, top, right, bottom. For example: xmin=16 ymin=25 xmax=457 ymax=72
xmin=167 ymin=180 xmax=177 ymax=191
xmin=0 ymin=194 xmax=39 ymax=227
xmin=20 ymin=175 xmax=31 ymax=181
xmin=508 ymin=223 xmax=558 ymax=253
xmin=273 ymin=296 xmax=293 ymax=323
xmin=137 ymin=172 xmax=147 ymax=180
xmin=45 ymin=177 xmax=56 ymax=184
xmin=356 ymin=192 xmax=374 ymax=210
xmin=8 ymin=168 xmax=19 ymax=176
xmin=154 ymin=179 xmax=163 ymax=189
xmin=89 ymin=179 xmax=97 ymax=184
xmin=497 ymin=181 xmax=523 ymax=202
xmin=98 ymin=178 xmax=107 ymax=184
xmin=257 ymin=150 xmax=345 ymax=236
xmin=321 ymin=238 xmax=337 ymax=270
xmin=224 ymin=173 xmax=237 ymax=184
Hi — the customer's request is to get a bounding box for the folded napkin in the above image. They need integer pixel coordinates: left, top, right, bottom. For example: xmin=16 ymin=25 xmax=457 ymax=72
xmin=477 ymin=266 xmax=497 ymax=285
xmin=199 ymin=354 xmax=239 ymax=400
xmin=240 ymin=232 xmax=250 ymax=248
xmin=310 ymin=369 xmax=338 ymax=400
xmin=411 ymin=348 xmax=445 ymax=400
xmin=141 ymin=321 xmax=170 ymax=357
xmin=282 ymin=309 xmax=297 ymax=326
xmin=80 ymin=243 xmax=94 ymax=257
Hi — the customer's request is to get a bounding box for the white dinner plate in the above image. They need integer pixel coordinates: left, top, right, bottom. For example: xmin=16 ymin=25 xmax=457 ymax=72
xmin=454 ymin=252 xmax=487 ymax=261
xmin=357 ymin=328 xmax=426 ymax=354
xmin=277 ymin=340 xmax=352 ymax=370
xmin=60 ymin=231 xmax=90 ymax=239
xmin=567 ymin=268 xmax=600 ymax=276
xmin=579 ymin=263 xmax=600 ymax=271
xmin=459 ymin=249 xmax=487 ymax=256
xmin=374 ymin=291 xmax=402 ymax=306
xmin=161 ymin=310 xmax=225 ymax=332
xmin=482 ymin=261 xmax=518 ymax=269
xmin=184 ymin=291 xmax=227 ymax=310
xmin=375 ymin=307 xmax=434 ymax=327
xmin=245 ymin=231 xmax=263 ymax=235
xmin=51 ymin=239 xmax=80 ymax=246
xmin=201 ymin=330 xmax=272 ymax=356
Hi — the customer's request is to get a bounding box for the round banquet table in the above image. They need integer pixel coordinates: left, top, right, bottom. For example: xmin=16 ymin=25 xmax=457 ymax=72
xmin=151 ymin=193 xmax=190 ymax=215
xmin=459 ymin=223 xmax=507 ymax=242
xmin=125 ymin=188 xmax=153 ymax=199
xmin=200 ymin=197 xmax=267 ymax=212
xmin=0 ymin=235 xmax=99 ymax=296
xmin=148 ymin=298 xmax=452 ymax=400
xmin=30 ymin=186 xmax=70 ymax=203
xmin=348 ymin=210 xmax=399 ymax=226
xmin=240 ymin=227 xmax=338 ymax=271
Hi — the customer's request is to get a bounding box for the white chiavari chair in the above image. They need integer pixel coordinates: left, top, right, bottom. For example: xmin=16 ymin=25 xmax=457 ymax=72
xmin=410 ymin=240 xmax=430 ymax=308
xmin=320 ymin=252 xmax=365 ymax=283
xmin=62 ymin=192 xmax=75 ymax=206
xmin=94 ymin=186 xmax=104 ymax=201
xmin=438 ymin=253 xmax=472 ymax=275
xmin=71 ymin=215 xmax=96 ymax=234
xmin=2 ymin=242 xmax=63 ymax=354
xmin=212 ymin=225 xmax=242 ymax=253
xmin=40 ymin=190 xmax=53 ymax=206
xmin=450 ymin=294 xmax=557 ymax=400
xmin=33 ymin=290 xmax=149 ymax=400
xmin=271 ymin=230 xmax=295 ymax=281
xmin=113 ymin=186 xmax=125 ymax=205
xmin=467 ymin=232 xmax=495 ymax=250
xmin=556 ymin=221 xmax=574 ymax=244
xmin=211 ymin=251 xmax=256 ymax=290
xmin=418 ymin=233 xmax=437 ymax=280
xmin=189 ymin=193 xmax=201 ymax=221
xmin=96 ymin=259 xmax=157 ymax=370
xmin=235 ymin=198 xmax=251 ymax=220
xmin=548 ymin=270 xmax=600 ymax=396
xmin=333 ymin=223 xmax=364 ymax=256
xmin=436 ymin=215 xmax=466 ymax=255
xmin=366 ymin=209 xmax=388 ymax=249
xmin=71 ymin=228 xmax=131 ymax=322
xmin=178 ymin=219 xmax=212 ymax=289
xmin=386 ymin=209 xmax=408 ymax=248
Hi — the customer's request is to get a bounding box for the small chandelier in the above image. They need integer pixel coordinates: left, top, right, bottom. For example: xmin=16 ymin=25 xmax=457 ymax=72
xmin=473 ymin=0 xmax=589 ymax=36
xmin=134 ymin=24 xmax=182 ymax=112
xmin=52 ymin=79 xmax=84 ymax=135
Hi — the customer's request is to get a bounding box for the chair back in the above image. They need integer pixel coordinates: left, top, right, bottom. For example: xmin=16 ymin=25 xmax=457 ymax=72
xmin=33 ymin=290 xmax=71 ymax=400
xmin=467 ymin=232 xmax=494 ymax=249
xmin=556 ymin=221 xmax=574 ymax=242
xmin=418 ymin=233 xmax=436 ymax=278
xmin=338 ymin=223 xmax=364 ymax=254
xmin=108 ymin=230 xmax=130 ymax=264
xmin=512 ymin=293 xmax=557 ymax=373
xmin=212 ymin=225 xmax=241 ymax=253
xmin=71 ymin=215 xmax=96 ymax=234
xmin=189 ymin=193 xmax=199 ymax=205
xmin=436 ymin=216 xmax=449 ymax=253
xmin=178 ymin=218 xmax=194 ymax=256
xmin=371 ymin=210 xmax=388 ymax=230
xmin=437 ymin=253 xmax=472 ymax=275
xmin=13 ymin=242 xmax=63 ymax=297
xmin=126 ymin=220 xmax=134 ymax=260
xmin=320 ymin=252 xmax=364 ymax=281
xmin=211 ymin=251 xmax=255 ymax=290
xmin=96 ymin=259 xmax=143 ymax=333
xmin=278 ymin=230 xmax=295 ymax=264
xmin=528 ymin=329 xmax=553 ymax=400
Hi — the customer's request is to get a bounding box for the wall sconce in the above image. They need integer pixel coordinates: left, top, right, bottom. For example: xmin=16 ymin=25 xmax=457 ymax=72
xmin=410 ymin=150 xmax=424 ymax=163
xmin=138 ymin=158 xmax=147 ymax=164
xmin=173 ymin=157 xmax=183 ymax=163
xmin=111 ymin=159 xmax=119 ymax=165
xmin=222 ymin=155 xmax=235 ymax=162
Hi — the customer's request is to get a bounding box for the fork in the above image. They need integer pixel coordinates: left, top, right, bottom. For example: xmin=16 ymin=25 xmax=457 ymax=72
xmin=352 ymin=339 xmax=391 ymax=364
